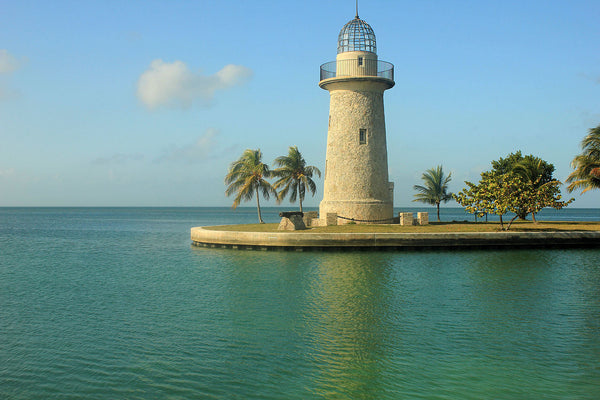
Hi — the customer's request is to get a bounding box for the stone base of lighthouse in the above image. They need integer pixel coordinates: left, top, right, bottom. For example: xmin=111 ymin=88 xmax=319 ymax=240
xmin=320 ymin=199 xmax=393 ymax=225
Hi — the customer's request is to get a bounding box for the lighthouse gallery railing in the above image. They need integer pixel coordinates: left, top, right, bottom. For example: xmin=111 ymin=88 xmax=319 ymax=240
xmin=319 ymin=60 xmax=394 ymax=81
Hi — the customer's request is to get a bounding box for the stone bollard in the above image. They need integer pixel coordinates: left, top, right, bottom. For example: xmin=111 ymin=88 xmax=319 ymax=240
xmin=417 ymin=212 xmax=429 ymax=225
xmin=399 ymin=212 xmax=413 ymax=226
xmin=326 ymin=213 xmax=338 ymax=226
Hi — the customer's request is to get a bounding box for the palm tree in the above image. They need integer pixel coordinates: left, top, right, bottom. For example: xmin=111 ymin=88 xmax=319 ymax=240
xmin=513 ymin=157 xmax=556 ymax=222
xmin=225 ymin=149 xmax=276 ymax=223
xmin=513 ymin=157 xmax=554 ymax=187
xmin=566 ymin=124 xmax=600 ymax=195
xmin=413 ymin=165 xmax=453 ymax=222
xmin=272 ymin=146 xmax=321 ymax=212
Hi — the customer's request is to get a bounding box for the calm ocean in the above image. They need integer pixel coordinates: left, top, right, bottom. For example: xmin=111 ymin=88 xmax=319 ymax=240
xmin=1 ymin=207 xmax=599 ymax=399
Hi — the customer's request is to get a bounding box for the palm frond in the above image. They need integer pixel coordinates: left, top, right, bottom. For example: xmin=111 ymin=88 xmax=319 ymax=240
xmin=567 ymin=127 xmax=600 ymax=194
xmin=412 ymin=165 xmax=453 ymax=205
xmin=225 ymin=148 xmax=275 ymax=213
xmin=272 ymin=146 xmax=321 ymax=208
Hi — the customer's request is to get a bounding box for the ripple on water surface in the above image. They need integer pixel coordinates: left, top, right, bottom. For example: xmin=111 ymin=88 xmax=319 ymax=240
xmin=1 ymin=208 xmax=600 ymax=399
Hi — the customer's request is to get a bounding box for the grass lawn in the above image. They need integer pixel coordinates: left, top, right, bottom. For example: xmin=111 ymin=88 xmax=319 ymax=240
xmin=205 ymin=221 xmax=600 ymax=233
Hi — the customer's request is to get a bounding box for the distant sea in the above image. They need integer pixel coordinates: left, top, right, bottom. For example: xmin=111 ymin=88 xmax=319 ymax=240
xmin=1 ymin=207 xmax=599 ymax=399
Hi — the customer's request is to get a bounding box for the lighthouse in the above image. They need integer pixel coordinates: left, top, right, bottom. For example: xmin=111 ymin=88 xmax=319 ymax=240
xmin=318 ymin=13 xmax=395 ymax=225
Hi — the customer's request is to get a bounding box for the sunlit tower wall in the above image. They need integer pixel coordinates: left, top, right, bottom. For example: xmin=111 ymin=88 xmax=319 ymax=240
xmin=318 ymin=15 xmax=395 ymax=224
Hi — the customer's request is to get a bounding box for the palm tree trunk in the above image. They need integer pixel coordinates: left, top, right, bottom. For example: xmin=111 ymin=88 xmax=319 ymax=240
xmin=256 ymin=187 xmax=264 ymax=224
xmin=436 ymin=202 xmax=440 ymax=222
xmin=298 ymin=186 xmax=303 ymax=213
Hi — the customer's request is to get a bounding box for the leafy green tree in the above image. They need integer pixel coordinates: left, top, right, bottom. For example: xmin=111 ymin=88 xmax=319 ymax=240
xmin=412 ymin=165 xmax=453 ymax=222
xmin=454 ymin=172 xmax=522 ymax=230
xmin=518 ymin=178 xmax=573 ymax=223
xmin=512 ymin=157 xmax=558 ymax=222
xmin=491 ymin=151 xmax=555 ymax=220
xmin=272 ymin=146 xmax=321 ymax=212
xmin=225 ymin=149 xmax=276 ymax=224
xmin=491 ymin=151 xmax=555 ymax=182
xmin=454 ymin=170 xmax=573 ymax=231
xmin=566 ymin=124 xmax=600 ymax=195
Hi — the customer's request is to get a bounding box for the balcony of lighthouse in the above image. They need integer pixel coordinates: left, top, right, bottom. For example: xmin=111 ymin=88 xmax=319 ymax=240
xmin=319 ymin=59 xmax=394 ymax=82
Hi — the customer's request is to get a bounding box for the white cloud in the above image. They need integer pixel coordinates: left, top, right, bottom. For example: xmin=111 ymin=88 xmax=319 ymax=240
xmin=136 ymin=60 xmax=252 ymax=109
xmin=0 ymin=167 xmax=15 ymax=177
xmin=0 ymin=50 xmax=23 ymax=74
xmin=157 ymin=128 xmax=220 ymax=163
xmin=0 ymin=50 xmax=24 ymax=101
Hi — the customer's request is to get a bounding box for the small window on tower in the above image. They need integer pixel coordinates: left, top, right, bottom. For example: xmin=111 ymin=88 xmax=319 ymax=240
xmin=358 ymin=56 xmax=363 ymax=66
xmin=359 ymin=129 xmax=367 ymax=144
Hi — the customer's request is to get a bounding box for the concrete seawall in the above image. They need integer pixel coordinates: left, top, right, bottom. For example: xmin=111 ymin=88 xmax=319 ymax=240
xmin=191 ymin=226 xmax=600 ymax=251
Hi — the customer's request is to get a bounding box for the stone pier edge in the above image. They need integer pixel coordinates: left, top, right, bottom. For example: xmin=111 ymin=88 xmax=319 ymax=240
xmin=191 ymin=226 xmax=600 ymax=251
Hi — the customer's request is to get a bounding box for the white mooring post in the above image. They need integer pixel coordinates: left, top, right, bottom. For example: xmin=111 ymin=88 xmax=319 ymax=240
xmin=400 ymin=212 xmax=413 ymax=226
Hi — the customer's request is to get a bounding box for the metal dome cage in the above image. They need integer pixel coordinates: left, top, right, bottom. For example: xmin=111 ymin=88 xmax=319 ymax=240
xmin=337 ymin=17 xmax=377 ymax=54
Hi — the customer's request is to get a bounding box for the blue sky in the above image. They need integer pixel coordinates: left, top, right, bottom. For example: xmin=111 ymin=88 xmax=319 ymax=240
xmin=1 ymin=0 xmax=598 ymax=207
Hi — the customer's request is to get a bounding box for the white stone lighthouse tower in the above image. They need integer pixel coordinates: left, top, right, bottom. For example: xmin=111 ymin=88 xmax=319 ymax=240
xmin=318 ymin=13 xmax=395 ymax=224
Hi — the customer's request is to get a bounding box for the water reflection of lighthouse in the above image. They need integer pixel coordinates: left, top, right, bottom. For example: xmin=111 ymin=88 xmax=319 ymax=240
xmin=303 ymin=253 xmax=392 ymax=397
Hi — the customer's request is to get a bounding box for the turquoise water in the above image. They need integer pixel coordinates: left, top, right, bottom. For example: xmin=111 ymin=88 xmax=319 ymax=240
xmin=1 ymin=207 xmax=600 ymax=399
